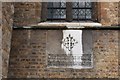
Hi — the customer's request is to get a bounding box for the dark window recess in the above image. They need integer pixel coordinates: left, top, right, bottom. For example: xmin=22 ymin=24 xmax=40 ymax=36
xmin=47 ymin=2 xmax=92 ymax=21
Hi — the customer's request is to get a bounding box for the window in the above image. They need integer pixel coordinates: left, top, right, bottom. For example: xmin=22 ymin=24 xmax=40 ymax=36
xmin=41 ymin=2 xmax=95 ymax=22
xmin=72 ymin=2 xmax=92 ymax=20
xmin=41 ymin=0 xmax=100 ymax=22
xmin=47 ymin=2 xmax=66 ymax=20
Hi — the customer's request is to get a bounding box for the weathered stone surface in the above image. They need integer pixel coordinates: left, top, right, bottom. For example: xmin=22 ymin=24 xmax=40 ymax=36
xmin=2 ymin=2 xmax=13 ymax=78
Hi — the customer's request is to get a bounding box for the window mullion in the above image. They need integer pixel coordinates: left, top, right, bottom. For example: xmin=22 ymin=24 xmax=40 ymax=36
xmin=51 ymin=3 xmax=53 ymax=21
xmin=41 ymin=2 xmax=48 ymax=22
xmin=66 ymin=2 xmax=73 ymax=22
xmin=77 ymin=2 xmax=79 ymax=21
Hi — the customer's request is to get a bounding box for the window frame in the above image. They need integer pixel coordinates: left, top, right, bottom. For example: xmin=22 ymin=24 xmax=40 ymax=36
xmin=41 ymin=2 xmax=98 ymax=22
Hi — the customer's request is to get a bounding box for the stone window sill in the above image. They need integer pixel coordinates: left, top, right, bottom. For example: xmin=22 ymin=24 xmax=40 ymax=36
xmin=47 ymin=66 xmax=94 ymax=69
xmin=35 ymin=21 xmax=102 ymax=29
xmin=14 ymin=22 xmax=103 ymax=29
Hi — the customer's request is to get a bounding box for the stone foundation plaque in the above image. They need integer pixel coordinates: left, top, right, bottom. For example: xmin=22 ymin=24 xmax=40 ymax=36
xmin=46 ymin=30 xmax=93 ymax=69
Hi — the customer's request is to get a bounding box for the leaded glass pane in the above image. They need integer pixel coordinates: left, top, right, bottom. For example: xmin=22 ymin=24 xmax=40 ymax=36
xmin=47 ymin=2 xmax=53 ymax=8
xmin=73 ymin=2 xmax=86 ymax=8
xmin=61 ymin=2 xmax=66 ymax=8
xmin=73 ymin=2 xmax=92 ymax=8
xmin=47 ymin=2 xmax=92 ymax=20
xmin=86 ymin=9 xmax=92 ymax=19
xmin=52 ymin=9 xmax=66 ymax=19
xmin=73 ymin=2 xmax=78 ymax=8
xmin=73 ymin=9 xmax=86 ymax=19
xmin=73 ymin=9 xmax=79 ymax=19
xmin=47 ymin=9 xmax=52 ymax=19
xmin=48 ymin=2 xmax=66 ymax=8
xmin=86 ymin=2 xmax=92 ymax=8
xmin=79 ymin=9 xmax=86 ymax=19
xmin=47 ymin=2 xmax=66 ymax=20
xmin=72 ymin=2 xmax=92 ymax=20
xmin=51 ymin=2 xmax=66 ymax=8
xmin=47 ymin=9 xmax=66 ymax=19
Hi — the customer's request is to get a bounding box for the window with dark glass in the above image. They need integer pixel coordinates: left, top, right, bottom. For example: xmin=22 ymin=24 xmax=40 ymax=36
xmin=47 ymin=2 xmax=92 ymax=21
xmin=47 ymin=2 xmax=66 ymax=20
xmin=72 ymin=2 xmax=92 ymax=20
xmin=41 ymin=2 xmax=98 ymax=22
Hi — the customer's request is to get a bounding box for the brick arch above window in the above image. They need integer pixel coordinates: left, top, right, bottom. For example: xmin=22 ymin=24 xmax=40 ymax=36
xmin=41 ymin=2 xmax=99 ymax=22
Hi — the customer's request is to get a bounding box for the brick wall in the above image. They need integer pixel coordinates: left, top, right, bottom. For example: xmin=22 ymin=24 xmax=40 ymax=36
xmin=100 ymin=2 xmax=119 ymax=26
xmin=0 ymin=1 xmax=118 ymax=79
xmin=2 ymin=2 xmax=14 ymax=78
xmin=13 ymin=2 xmax=119 ymax=27
xmin=8 ymin=30 xmax=119 ymax=78
xmin=13 ymin=2 xmax=41 ymax=27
